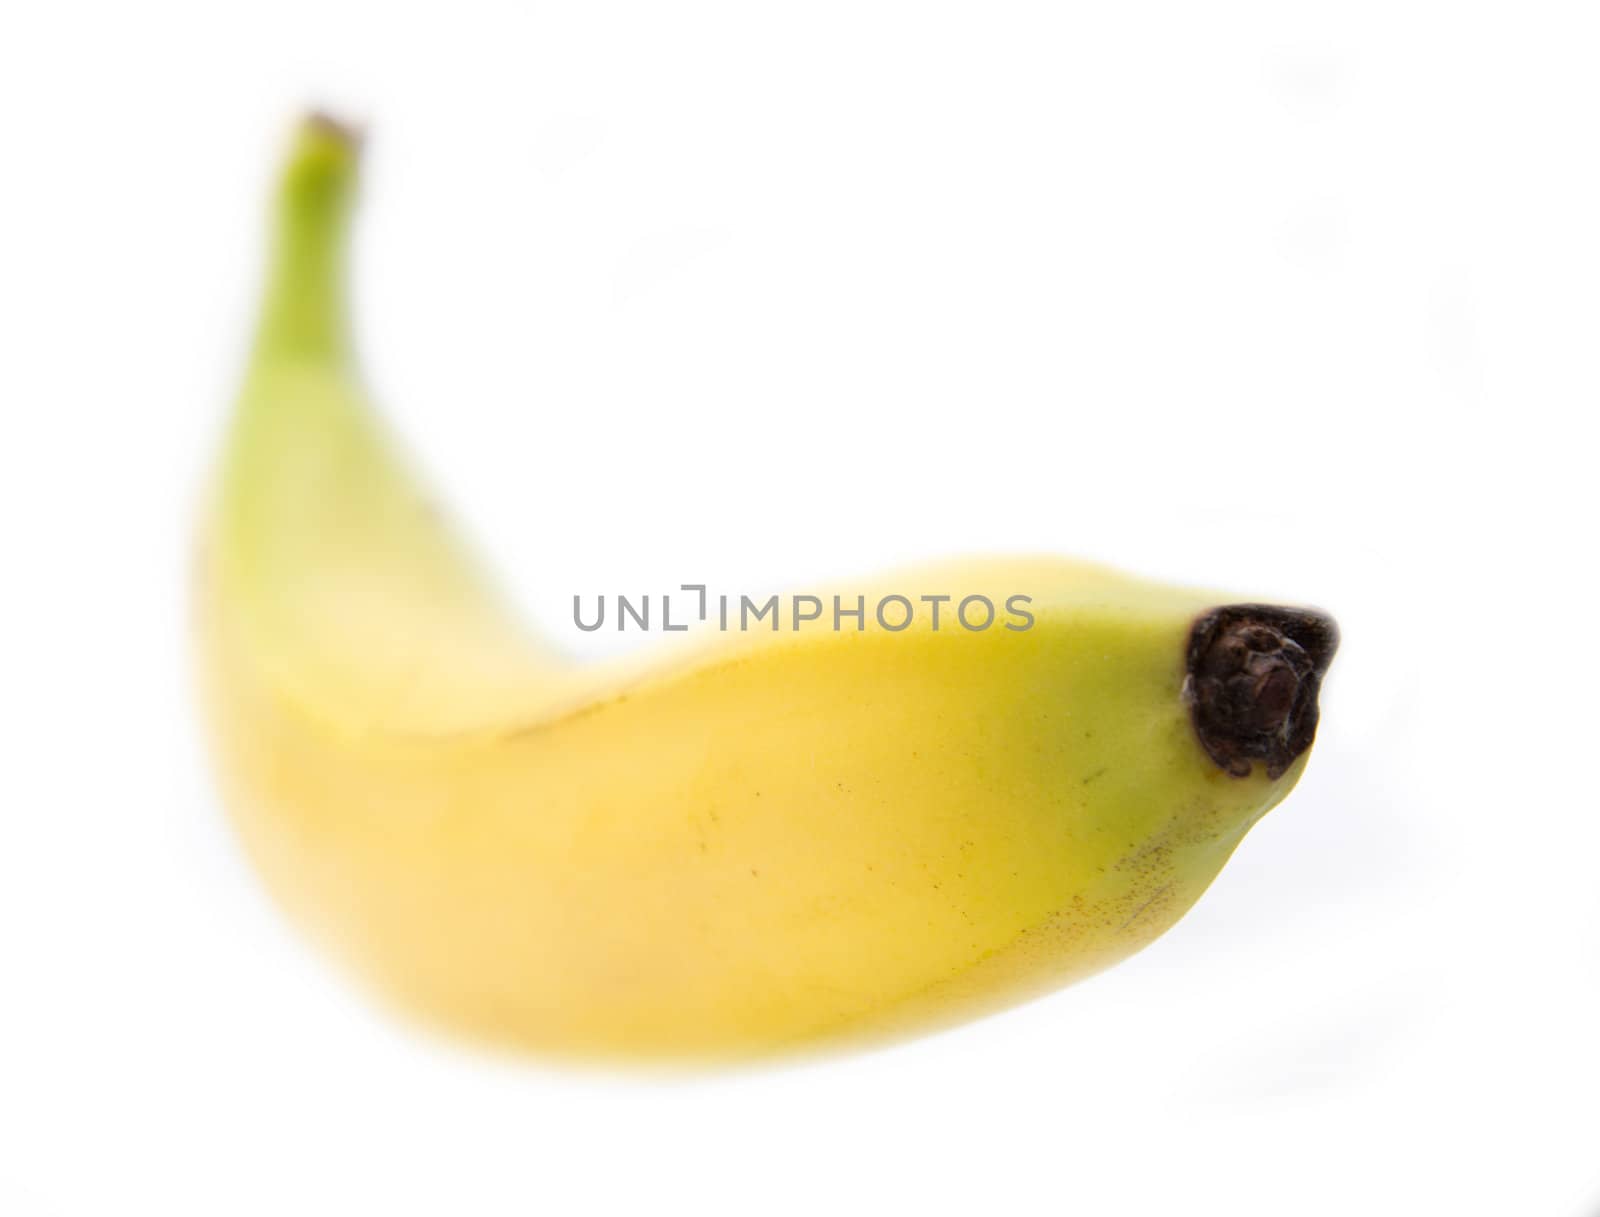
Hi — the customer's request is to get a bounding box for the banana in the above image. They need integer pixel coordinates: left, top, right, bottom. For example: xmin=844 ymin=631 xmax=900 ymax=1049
xmin=195 ymin=114 xmax=1338 ymax=1061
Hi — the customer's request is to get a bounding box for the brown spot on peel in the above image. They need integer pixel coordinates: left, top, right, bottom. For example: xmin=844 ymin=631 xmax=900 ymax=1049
xmin=1184 ymin=604 xmax=1339 ymax=779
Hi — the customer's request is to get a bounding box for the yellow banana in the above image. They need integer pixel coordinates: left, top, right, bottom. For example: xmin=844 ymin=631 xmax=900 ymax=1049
xmin=195 ymin=114 xmax=1338 ymax=1061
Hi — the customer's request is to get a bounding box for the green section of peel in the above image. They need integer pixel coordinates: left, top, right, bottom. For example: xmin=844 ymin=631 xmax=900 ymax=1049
xmin=214 ymin=117 xmax=554 ymax=734
xmin=252 ymin=115 xmax=360 ymax=367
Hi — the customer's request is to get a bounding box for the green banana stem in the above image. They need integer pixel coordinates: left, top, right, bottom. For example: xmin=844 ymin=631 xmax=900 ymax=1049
xmin=252 ymin=114 xmax=360 ymax=367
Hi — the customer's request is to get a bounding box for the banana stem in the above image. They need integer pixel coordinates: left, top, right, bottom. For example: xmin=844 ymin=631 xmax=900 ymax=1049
xmin=252 ymin=112 xmax=361 ymax=366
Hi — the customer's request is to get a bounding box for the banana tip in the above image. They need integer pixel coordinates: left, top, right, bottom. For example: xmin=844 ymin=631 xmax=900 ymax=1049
xmin=1183 ymin=604 xmax=1339 ymax=779
xmin=300 ymin=109 xmax=366 ymax=155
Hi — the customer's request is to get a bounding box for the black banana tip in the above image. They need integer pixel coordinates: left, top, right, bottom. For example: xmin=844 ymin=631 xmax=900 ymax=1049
xmin=1184 ymin=604 xmax=1339 ymax=779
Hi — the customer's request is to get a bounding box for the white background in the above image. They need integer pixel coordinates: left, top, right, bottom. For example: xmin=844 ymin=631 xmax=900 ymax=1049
xmin=2 ymin=3 xmax=1597 ymax=1214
